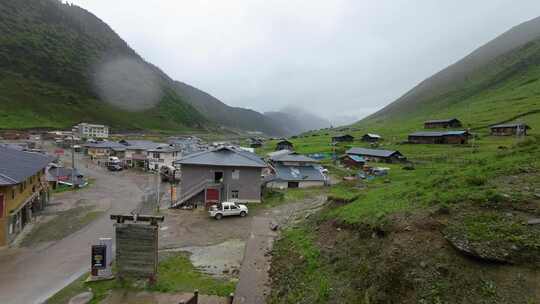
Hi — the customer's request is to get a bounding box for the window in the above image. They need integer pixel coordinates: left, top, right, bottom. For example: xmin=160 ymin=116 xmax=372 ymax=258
xmin=231 ymin=190 xmax=239 ymax=199
xmin=224 ymin=205 xmax=230 ymax=210
xmin=230 ymin=204 xmax=238 ymax=210
xmin=232 ymin=169 xmax=240 ymax=180
xmin=153 ymin=152 xmax=160 ymax=159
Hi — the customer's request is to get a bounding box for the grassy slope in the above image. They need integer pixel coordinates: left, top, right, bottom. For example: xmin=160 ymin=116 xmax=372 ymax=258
xmin=0 ymin=0 xmax=206 ymax=131
xmin=355 ymin=39 xmax=540 ymax=137
xmin=265 ymin=38 xmax=540 ymax=303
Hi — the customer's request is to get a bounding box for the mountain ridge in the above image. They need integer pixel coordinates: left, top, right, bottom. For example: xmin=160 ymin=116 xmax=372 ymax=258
xmin=360 ymin=15 xmax=540 ymax=128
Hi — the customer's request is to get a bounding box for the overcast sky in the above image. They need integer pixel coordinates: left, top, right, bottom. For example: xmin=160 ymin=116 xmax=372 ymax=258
xmin=68 ymin=0 xmax=540 ymax=124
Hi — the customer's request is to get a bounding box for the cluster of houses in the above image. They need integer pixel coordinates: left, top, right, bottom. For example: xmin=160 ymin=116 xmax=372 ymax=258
xmin=83 ymin=137 xmax=206 ymax=172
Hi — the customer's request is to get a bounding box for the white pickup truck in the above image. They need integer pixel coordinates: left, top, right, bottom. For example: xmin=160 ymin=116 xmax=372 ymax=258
xmin=208 ymin=202 xmax=248 ymax=220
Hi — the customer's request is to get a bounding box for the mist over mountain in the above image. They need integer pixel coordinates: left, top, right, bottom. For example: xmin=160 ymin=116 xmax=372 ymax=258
xmin=265 ymin=107 xmax=332 ymax=135
xmin=362 ymin=16 xmax=540 ymax=125
xmin=0 ymin=0 xmax=294 ymax=136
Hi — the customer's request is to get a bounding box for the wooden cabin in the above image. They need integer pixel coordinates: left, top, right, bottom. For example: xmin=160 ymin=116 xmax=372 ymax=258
xmin=490 ymin=123 xmax=530 ymax=136
xmin=275 ymin=140 xmax=294 ymax=151
xmin=361 ymin=133 xmax=381 ymax=143
xmin=332 ymin=134 xmax=354 ymax=143
xmin=424 ymin=118 xmax=462 ymax=129
xmin=408 ymin=131 xmax=471 ymax=144
xmin=346 ymin=147 xmax=406 ymax=163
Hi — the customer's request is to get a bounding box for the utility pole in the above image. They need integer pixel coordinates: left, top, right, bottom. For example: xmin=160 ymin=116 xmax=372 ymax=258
xmin=156 ymin=170 xmax=160 ymax=213
xmin=71 ymin=135 xmax=76 ymax=189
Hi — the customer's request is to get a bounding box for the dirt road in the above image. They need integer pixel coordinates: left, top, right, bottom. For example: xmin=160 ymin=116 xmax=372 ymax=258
xmin=0 ymin=158 xmax=146 ymax=304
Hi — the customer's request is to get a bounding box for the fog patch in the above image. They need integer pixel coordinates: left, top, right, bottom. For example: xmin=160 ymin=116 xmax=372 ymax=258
xmin=93 ymin=58 xmax=163 ymax=111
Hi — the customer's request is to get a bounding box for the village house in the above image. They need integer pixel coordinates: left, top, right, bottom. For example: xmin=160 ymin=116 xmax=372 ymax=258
xmin=339 ymin=154 xmax=366 ymax=168
xmin=147 ymin=145 xmax=181 ymax=171
xmin=46 ymin=166 xmax=86 ymax=189
xmin=346 ymin=147 xmax=406 ymax=163
xmin=83 ymin=141 xmax=125 ymax=159
xmin=275 ymin=139 xmax=294 ymax=151
xmin=168 ymin=137 xmax=206 ymax=155
xmin=361 ymin=133 xmax=382 ymax=143
xmin=489 ymin=123 xmax=530 ymax=136
xmin=266 ymin=151 xmax=327 ymax=189
xmin=0 ymin=147 xmax=54 ymax=248
xmin=424 ymin=118 xmax=462 ymax=129
xmin=118 ymin=140 xmax=162 ymax=169
xmin=73 ymin=123 xmax=109 ymax=139
xmin=173 ymin=147 xmax=267 ymax=208
xmin=332 ymin=134 xmax=354 ymax=143
xmin=408 ymin=131 xmax=471 ymax=144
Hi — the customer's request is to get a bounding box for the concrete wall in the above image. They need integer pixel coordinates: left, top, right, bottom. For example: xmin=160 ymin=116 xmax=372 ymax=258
xmin=180 ymin=165 xmax=263 ymax=203
xmin=267 ymin=180 xmax=324 ymax=189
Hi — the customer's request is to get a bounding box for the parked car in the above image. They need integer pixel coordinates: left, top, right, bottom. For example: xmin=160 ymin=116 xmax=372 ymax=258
xmin=208 ymin=202 xmax=248 ymax=220
xmin=107 ymin=164 xmax=123 ymax=171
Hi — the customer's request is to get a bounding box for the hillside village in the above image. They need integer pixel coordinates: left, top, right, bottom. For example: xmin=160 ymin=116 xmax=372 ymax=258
xmin=1 ymin=1 xmax=540 ymax=304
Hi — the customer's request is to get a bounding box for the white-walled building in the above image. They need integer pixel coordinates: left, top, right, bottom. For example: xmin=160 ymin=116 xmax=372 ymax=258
xmin=73 ymin=123 xmax=109 ymax=139
xmin=147 ymin=145 xmax=181 ymax=171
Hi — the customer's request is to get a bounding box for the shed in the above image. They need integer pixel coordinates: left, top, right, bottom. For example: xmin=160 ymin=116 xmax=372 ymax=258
xmin=339 ymin=154 xmax=366 ymax=168
xmin=361 ymin=133 xmax=382 ymax=142
xmin=346 ymin=147 xmax=406 ymax=163
xmin=275 ymin=140 xmax=293 ymax=151
xmin=266 ymin=165 xmax=327 ymax=189
xmin=408 ymin=131 xmax=471 ymax=144
xmin=424 ymin=118 xmax=462 ymax=129
xmin=489 ymin=123 xmax=530 ymax=136
xmin=332 ymin=134 xmax=354 ymax=143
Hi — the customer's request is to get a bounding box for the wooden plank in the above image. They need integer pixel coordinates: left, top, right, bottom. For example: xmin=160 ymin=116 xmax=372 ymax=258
xmin=115 ymin=223 xmax=158 ymax=279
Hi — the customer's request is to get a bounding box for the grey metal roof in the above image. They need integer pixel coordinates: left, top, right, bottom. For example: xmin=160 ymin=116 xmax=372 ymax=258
xmin=490 ymin=123 xmax=531 ymax=129
xmin=270 ymin=153 xmax=319 ymax=163
xmin=267 ymin=150 xmax=293 ymax=158
xmin=120 ymin=140 xmax=163 ymax=150
xmin=0 ymin=146 xmax=55 ymax=185
xmin=424 ymin=118 xmax=460 ymax=124
xmin=175 ymin=147 xmax=267 ymax=168
xmin=346 ymin=147 xmax=402 ymax=158
xmin=271 ymin=164 xmax=326 ymax=182
xmin=363 ymin=133 xmax=381 ymax=138
xmin=148 ymin=145 xmax=181 ymax=153
xmin=83 ymin=141 xmax=125 ymax=149
xmin=409 ymin=131 xmax=470 ymax=137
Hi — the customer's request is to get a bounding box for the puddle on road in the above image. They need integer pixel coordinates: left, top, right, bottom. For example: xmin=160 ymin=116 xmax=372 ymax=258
xmin=163 ymin=239 xmax=245 ymax=278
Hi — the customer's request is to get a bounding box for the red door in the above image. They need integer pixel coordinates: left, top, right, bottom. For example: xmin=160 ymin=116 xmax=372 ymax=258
xmin=206 ymin=189 xmax=220 ymax=203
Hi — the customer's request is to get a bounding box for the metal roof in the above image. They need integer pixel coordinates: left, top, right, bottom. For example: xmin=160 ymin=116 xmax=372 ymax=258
xmin=424 ymin=118 xmax=460 ymax=124
xmin=267 ymin=150 xmax=293 ymax=158
xmin=174 ymin=147 xmax=267 ymax=168
xmin=363 ymin=133 xmax=381 ymax=138
xmin=83 ymin=141 xmax=125 ymax=149
xmin=0 ymin=146 xmax=55 ymax=185
xmin=120 ymin=140 xmax=164 ymax=150
xmin=346 ymin=147 xmax=401 ymax=158
xmin=271 ymin=165 xmax=326 ymax=182
xmin=409 ymin=131 xmax=470 ymax=137
xmin=490 ymin=123 xmax=531 ymax=129
xmin=148 ymin=145 xmax=181 ymax=153
xmin=270 ymin=153 xmax=319 ymax=163
xmin=341 ymin=154 xmax=365 ymax=162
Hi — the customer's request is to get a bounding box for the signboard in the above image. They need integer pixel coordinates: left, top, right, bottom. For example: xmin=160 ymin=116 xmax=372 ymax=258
xmin=91 ymin=245 xmax=107 ymax=269
xmin=115 ymin=223 xmax=158 ymax=279
xmin=54 ymin=149 xmax=64 ymax=156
